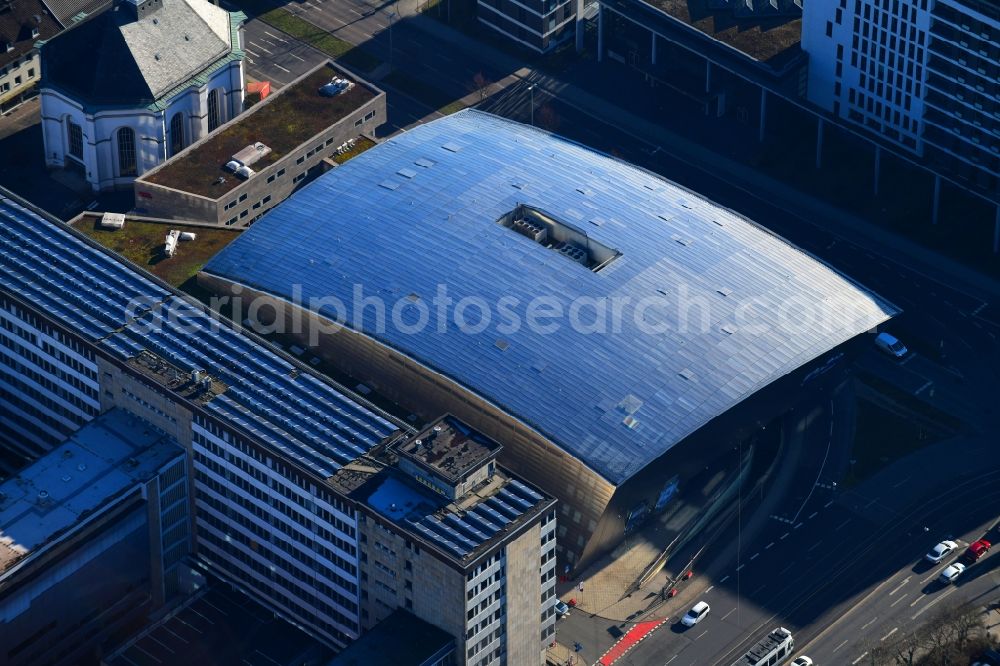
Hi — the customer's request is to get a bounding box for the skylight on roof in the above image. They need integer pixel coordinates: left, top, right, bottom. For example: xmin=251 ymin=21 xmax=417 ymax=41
xmin=496 ymin=204 xmax=620 ymax=273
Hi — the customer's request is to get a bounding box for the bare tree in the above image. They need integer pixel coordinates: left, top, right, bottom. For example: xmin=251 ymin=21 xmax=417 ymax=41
xmin=472 ymin=72 xmax=492 ymax=103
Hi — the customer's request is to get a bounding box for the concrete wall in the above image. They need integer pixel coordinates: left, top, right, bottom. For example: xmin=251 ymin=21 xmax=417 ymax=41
xmin=504 ymin=522 xmax=545 ymax=666
xmin=134 ymin=73 xmax=387 ymax=226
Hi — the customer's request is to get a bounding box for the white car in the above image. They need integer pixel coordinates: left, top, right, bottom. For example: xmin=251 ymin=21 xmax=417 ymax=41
xmin=681 ymin=601 xmax=710 ymax=627
xmin=791 ymin=658 xmax=814 ymax=666
xmin=554 ymin=600 xmax=570 ymax=618
xmin=939 ymin=562 xmax=966 ymax=584
xmin=874 ymin=332 xmax=908 ymax=358
xmin=925 ymin=540 xmax=959 ymax=564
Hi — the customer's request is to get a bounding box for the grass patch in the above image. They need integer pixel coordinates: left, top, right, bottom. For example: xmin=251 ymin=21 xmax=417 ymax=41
xmin=145 ymin=65 xmax=375 ymax=197
xmin=331 ymin=136 xmax=376 ymax=164
xmin=237 ymin=0 xmax=380 ymax=73
xmin=382 ymin=70 xmax=464 ymax=113
xmin=73 ymin=217 xmax=241 ymax=289
xmin=439 ymin=100 xmax=468 ymax=115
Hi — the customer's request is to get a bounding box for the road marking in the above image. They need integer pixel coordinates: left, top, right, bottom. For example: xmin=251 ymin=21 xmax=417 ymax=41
xmin=809 ymin=511 xmax=819 ymax=520
xmin=864 ymin=497 xmax=879 ymax=509
xmin=263 ymin=30 xmax=287 ymax=42
xmin=274 ymin=64 xmax=292 ymax=73
xmin=913 ymin=587 xmax=955 ymax=619
xmin=824 ymin=500 xmax=834 ymax=508
xmin=718 ymin=575 xmax=729 ymax=584
xmin=779 ymin=562 xmax=796 ymax=575
xmin=765 ymin=542 xmax=774 ymax=550
xmin=881 ymin=627 xmax=898 ymax=642
xmin=861 ymin=617 xmax=878 ymax=630
xmin=736 ymin=564 xmax=745 ymax=572
xmin=249 ymin=41 xmax=272 ymax=54
xmin=972 ymin=302 xmax=988 ymax=316
xmin=750 ymin=553 xmax=759 ymax=561
xmin=780 ymin=532 xmax=789 ymax=540
xmin=852 ymin=651 xmax=869 ymax=664
xmin=751 ymin=584 xmax=766 ymax=595
xmin=888 ymin=577 xmax=910 ymax=595
xmin=807 ymin=540 xmax=823 ymax=552
xmin=246 ymin=57 xmax=254 ymax=64
xmin=910 ymin=594 xmax=925 ymax=608
xmin=245 ymin=48 xmax=260 ymax=57
xmin=892 ymin=477 xmax=910 ymax=489
xmin=721 ymin=608 xmax=736 ymax=620
xmin=666 ymin=655 xmax=678 ymax=664
xmin=915 ymin=380 xmax=933 ymax=395
xmin=794 ymin=522 xmax=804 ymax=529
xmin=833 ymin=640 xmax=849 ymax=652
xmin=704 ymin=586 xmax=714 ymax=594
xmin=890 ymin=593 xmax=910 ymax=607
xmin=696 ymin=629 xmax=708 ymax=640
xmin=288 ymin=52 xmax=306 ymax=62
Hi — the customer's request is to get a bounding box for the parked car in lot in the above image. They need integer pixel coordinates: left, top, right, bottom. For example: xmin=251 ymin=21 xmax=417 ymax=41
xmin=939 ymin=562 xmax=966 ymax=584
xmin=791 ymin=657 xmax=814 ymax=666
xmin=962 ymin=539 xmax=992 ymax=564
xmin=554 ymin=600 xmax=570 ymax=618
xmin=875 ymin=331 xmax=908 ymax=358
xmin=925 ymin=540 xmax=959 ymax=564
xmin=681 ymin=601 xmax=710 ymax=627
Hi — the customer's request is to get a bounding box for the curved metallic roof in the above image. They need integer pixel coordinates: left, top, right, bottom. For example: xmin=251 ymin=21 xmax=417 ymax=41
xmin=204 ymin=110 xmax=897 ymax=484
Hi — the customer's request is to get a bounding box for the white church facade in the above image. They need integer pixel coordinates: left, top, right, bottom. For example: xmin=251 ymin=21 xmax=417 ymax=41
xmin=39 ymin=0 xmax=245 ymax=191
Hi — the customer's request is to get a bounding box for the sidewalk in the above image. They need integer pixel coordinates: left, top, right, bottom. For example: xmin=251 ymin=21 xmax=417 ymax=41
xmin=397 ymin=11 xmax=1000 ymax=301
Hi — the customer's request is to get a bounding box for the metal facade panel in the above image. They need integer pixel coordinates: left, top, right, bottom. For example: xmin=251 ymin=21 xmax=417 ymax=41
xmin=205 ymin=110 xmax=898 ymax=484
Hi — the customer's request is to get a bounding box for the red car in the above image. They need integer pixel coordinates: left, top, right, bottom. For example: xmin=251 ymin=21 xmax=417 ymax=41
xmin=963 ymin=539 xmax=992 ymax=564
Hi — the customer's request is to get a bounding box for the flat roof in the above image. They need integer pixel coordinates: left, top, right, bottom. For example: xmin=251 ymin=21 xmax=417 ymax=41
xmin=203 ymin=110 xmax=898 ymax=485
xmin=140 ymin=62 xmax=377 ymax=198
xmin=395 ymin=415 xmax=502 ymax=484
xmin=0 ymin=190 xmax=400 ymax=480
xmin=338 ymin=437 xmax=553 ymax=564
xmin=0 ymin=409 xmax=182 ymax=577
xmin=105 ymin=583 xmax=334 ymax=666
xmin=639 ymin=0 xmax=802 ymax=63
xmin=328 ymin=610 xmax=454 ymax=666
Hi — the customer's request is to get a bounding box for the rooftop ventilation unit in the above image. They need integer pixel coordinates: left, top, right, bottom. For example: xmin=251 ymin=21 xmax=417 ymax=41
xmin=318 ymin=77 xmax=354 ymax=97
xmin=235 ymin=165 xmax=255 ymax=179
xmin=231 ymin=142 xmax=271 ymax=168
xmin=99 ymin=212 xmax=126 ymax=230
xmin=225 ymin=160 xmax=241 ymax=172
xmin=496 ymin=204 xmax=621 ymax=272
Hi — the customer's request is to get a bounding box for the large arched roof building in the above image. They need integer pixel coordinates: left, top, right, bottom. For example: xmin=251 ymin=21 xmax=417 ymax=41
xmin=201 ymin=110 xmax=897 ymax=569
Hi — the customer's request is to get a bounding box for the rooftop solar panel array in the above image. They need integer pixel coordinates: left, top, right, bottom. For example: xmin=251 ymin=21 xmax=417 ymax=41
xmin=0 ymin=193 xmax=399 ymax=477
xmin=204 ymin=109 xmax=899 ymax=485
xmin=405 ymin=481 xmax=546 ymax=560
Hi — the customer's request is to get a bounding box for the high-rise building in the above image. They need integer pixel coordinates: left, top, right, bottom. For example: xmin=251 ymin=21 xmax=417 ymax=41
xmin=0 ymin=409 xmax=187 ymax=666
xmin=332 ymin=416 xmax=557 ymax=666
xmin=803 ymin=0 xmax=999 ymax=192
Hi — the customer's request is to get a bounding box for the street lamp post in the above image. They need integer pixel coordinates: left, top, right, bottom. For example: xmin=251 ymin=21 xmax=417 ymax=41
xmin=528 ymin=84 xmax=535 ymax=126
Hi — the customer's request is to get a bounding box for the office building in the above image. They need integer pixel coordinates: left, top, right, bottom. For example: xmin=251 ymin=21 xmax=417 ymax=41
xmin=333 ymin=416 xmax=557 ymax=666
xmin=200 ymin=109 xmax=897 ymax=572
xmin=803 ymin=0 xmax=999 ymax=193
xmin=0 ymin=0 xmax=59 ymax=111
xmin=476 ymin=0 xmax=580 ymax=53
xmin=0 ymin=409 xmax=187 ymax=666
xmin=0 ymin=188 xmax=555 ymax=662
